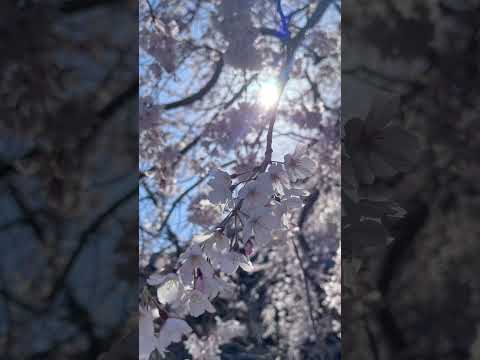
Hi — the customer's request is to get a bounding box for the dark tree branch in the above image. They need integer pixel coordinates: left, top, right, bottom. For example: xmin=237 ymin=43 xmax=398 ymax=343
xmin=7 ymin=184 xmax=45 ymax=245
xmin=262 ymin=0 xmax=334 ymax=169
xmin=156 ymin=176 xmax=206 ymax=237
xmin=47 ymin=187 xmax=137 ymax=302
xmin=163 ymin=57 xmax=224 ymax=110
xmin=98 ymin=80 xmax=139 ymax=119
xmin=290 ymin=236 xmax=320 ymax=338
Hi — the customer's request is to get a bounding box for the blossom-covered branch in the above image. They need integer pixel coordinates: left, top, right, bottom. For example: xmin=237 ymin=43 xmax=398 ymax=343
xmin=139 ymin=0 xmax=339 ymax=358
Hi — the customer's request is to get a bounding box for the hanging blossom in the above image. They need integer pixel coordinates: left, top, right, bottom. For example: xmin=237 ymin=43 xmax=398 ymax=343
xmin=141 ymin=143 xmax=317 ymax=359
xmin=207 ymin=169 xmax=233 ymax=206
xmin=238 ymin=173 xmax=274 ymax=210
xmin=284 ymin=144 xmax=317 ymax=182
xmin=139 ymin=306 xmax=192 ymax=359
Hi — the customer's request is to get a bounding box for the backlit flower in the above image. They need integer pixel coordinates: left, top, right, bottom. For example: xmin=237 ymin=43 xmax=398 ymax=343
xmin=267 ymin=163 xmax=289 ymax=195
xmin=155 ymin=274 xmax=184 ymax=305
xmin=193 ymin=231 xmax=229 ymax=256
xmin=243 ymin=207 xmax=281 ymax=247
xmin=284 ymin=145 xmax=316 ymax=182
xmin=139 ymin=307 xmax=156 ymax=360
xmin=184 ymin=289 xmax=216 ymax=317
xmin=238 ymin=173 xmax=273 ymax=210
xmin=209 ymin=250 xmax=254 ymax=274
xmin=207 ymin=169 xmax=232 ymax=205
xmin=157 ymin=317 xmax=193 ymax=355
xmin=178 ymin=244 xmax=214 ymax=286
xmin=194 ymin=272 xmax=228 ymax=299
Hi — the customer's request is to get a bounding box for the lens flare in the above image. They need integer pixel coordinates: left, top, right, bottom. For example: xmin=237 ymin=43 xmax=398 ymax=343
xmin=258 ymin=79 xmax=281 ymax=109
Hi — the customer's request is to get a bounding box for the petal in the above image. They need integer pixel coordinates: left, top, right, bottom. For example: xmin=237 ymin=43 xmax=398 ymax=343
xmin=300 ymin=156 xmax=316 ymax=169
xmin=287 ymin=188 xmax=310 ymax=196
xmin=157 ymin=278 xmax=183 ymax=304
xmin=188 ymin=290 xmax=216 ymax=317
xmin=243 ymin=221 xmax=253 ymax=243
xmin=139 ymin=309 xmax=156 ymax=359
xmin=213 ymin=233 xmax=229 ymax=252
xmin=146 ymin=273 xmax=164 ymax=286
xmin=203 ymin=276 xmax=221 ymax=299
xmin=162 ymin=318 xmax=192 ymax=343
xmin=285 ymin=196 xmax=303 ymax=209
xmin=178 ymin=260 xmax=195 ymax=286
xmin=218 ymin=253 xmax=240 ymax=274
xmin=199 ymin=259 xmax=214 ymax=278
xmin=155 ymin=334 xmax=171 ymax=355
xmin=192 ymin=232 xmax=213 ymax=244
xmin=256 ymin=173 xmax=274 ymax=193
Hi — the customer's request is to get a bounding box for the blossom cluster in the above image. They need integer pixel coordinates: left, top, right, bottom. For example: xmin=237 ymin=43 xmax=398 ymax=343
xmin=140 ymin=144 xmax=316 ymax=358
xmin=213 ymin=0 xmax=261 ymax=70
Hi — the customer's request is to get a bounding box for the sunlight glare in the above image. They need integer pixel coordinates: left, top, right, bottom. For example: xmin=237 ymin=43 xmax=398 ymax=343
xmin=258 ymin=78 xmax=281 ymax=109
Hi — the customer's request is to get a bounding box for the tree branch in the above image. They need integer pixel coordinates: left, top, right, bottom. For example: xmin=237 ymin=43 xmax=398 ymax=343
xmin=47 ymin=186 xmax=137 ymax=301
xmin=156 ymin=176 xmax=206 ymax=237
xmin=290 ymin=236 xmax=320 ymax=338
xmin=262 ymin=0 xmax=333 ymax=169
xmin=163 ymin=57 xmax=224 ymax=110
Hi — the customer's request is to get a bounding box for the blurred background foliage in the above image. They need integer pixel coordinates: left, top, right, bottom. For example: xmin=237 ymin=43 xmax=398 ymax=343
xmin=343 ymin=1 xmax=480 ymax=359
xmin=0 ymin=1 xmax=137 ymax=358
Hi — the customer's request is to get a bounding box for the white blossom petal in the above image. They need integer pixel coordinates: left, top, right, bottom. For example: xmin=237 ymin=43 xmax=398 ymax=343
xmin=186 ymin=289 xmax=216 ymax=317
xmin=160 ymin=318 xmax=192 ymax=343
xmin=178 ymin=260 xmax=195 ymax=286
xmin=139 ymin=307 xmax=156 ymax=360
xmin=157 ymin=276 xmax=183 ymax=304
xmin=284 ymin=147 xmax=316 ymax=182
xmin=207 ymin=169 xmax=232 ymax=205
xmin=239 ymin=174 xmax=273 ymax=209
xmin=146 ymin=273 xmax=164 ymax=286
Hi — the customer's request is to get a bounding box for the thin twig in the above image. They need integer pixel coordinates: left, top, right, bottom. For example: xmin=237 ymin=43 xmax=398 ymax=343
xmin=163 ymin=56 xmax=224 ymax=110
xmin=156 ymin=177 xmax=206 ymax=237
xmin=290 ymin=236 xmax=320 ymax=337
xmin=47 ymin=186 xmax=137 ymax=301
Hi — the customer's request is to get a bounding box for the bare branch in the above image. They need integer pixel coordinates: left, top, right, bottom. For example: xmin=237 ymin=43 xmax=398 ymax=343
xmin=163 ymin=57 xmax=224 ymax=110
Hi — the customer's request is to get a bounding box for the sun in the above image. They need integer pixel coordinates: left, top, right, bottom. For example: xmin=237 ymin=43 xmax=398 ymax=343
xmin=258 ymin=78 xmax=281 ymax=109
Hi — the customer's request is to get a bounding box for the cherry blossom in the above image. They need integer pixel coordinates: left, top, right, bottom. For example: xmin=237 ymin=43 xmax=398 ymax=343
xmin=145 ymin=20 xmax=178 ymax=73
xmin=238 ymin=173 xmax=274 ymax=210
xmin=140 ymin=304 xmax=193 ymax=358
xmin=224 ymin=30 xmax=262 ymax=70
xmin=209 ymin=250 xmax=254 ymax=274
xmin=154 ymin=274 xmax=185 ymax=305
xmin=281 ymin=188 xmax=308 ymax=211
xmin=243 ymin=206 xmax=282 ymax=247
xmin=188 ymin=195 xmax=222 ymax=228
xmin=184 ymin=289 xmax=216 ymax=317
xmin=193 ymin=231 xmax=229 ymax=254
xmin=194 ymin=273 xmax=227 ymax=299
xmin=268 ymin=163 xmax=289 ymax=195
xmin=207 ymin=169 xmax=233 ymax=205
xmin=139 ymin=0 xmax=339 ymax=357
xmin=195 ymin=231 xmax=254 ymax=274
xmin=178 ymin=244 xmax=214 ymax=286
xmin=284 ymin=144 xmax=317 ymax=182
xmin=157 ymin=317 xmax=193 ymax=355
xmin=139 ymin=307 xmax=157 ymax=360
